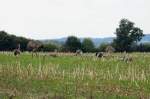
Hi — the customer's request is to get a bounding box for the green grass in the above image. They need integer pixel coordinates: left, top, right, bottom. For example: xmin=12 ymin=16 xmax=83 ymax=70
xmin=0 ymin=52 xmax=150 ymax=99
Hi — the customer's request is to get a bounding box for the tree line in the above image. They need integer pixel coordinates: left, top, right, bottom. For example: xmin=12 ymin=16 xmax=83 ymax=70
xmin=0 ymin=31 xmax=96 ymax=52
xmin=0 ymin=18 xmax=149 ymax=52
xmin=0 ymin=31 xmax=29 ymax=51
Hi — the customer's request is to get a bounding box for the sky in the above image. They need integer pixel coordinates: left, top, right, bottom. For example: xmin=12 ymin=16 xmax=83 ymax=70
xmin=0 ymin=0 xmax=149 ymax=39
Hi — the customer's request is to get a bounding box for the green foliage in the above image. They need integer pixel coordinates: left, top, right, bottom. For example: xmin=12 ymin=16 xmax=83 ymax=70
xmin=98 ymin=43 xmax=110 ymax=52
xmin=42 ymin=43 xmax=59 ymax=52
xmin=113 ymin=19 xmax=144 ymax=52
xmin=64 ymin=36 xmax=81 ymax=52
xmin=0 ymin=31 xmax=29 ymax=51
xmin=81 ymin=38 xmax=95 ymax=52
xmin=137 ymin=43 xmax=150 ymax=52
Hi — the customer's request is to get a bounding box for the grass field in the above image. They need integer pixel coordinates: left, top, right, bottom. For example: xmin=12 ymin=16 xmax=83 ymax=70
xmin=0 ymin=52 xmax=150 ymax=99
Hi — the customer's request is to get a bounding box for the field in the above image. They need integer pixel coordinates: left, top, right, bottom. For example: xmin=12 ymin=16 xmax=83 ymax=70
xmin=0 ymin=52 xmax=150 ymax=99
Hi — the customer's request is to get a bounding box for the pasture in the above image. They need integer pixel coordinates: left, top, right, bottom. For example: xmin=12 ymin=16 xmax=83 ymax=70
xmin=0 ymin=52 xmax=150 ymax=99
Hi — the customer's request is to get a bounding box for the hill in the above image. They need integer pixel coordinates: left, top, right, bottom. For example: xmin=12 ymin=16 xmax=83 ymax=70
xmin=41 ymin=34 xmax=150 ymax=47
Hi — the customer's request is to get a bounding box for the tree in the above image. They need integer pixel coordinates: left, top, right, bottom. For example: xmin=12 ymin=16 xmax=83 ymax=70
xmin=98 ymin=43 xmax=110 ymax=52
xmin=105 ymin=45 xmax=115 ymax=53
xmin=82 ymin=38 xmax=95 ymax=52
xmin=0 ymin=31 xmax=11 ymax=51
xmin=113 ymin=19 xmax=144 ymax=52
xmin=0 ymin=31 xmax=30 ymax=51
xmin=64 ymin=36 xmax=81 ymax=52
xmin=137 ymin=43 xmax=150 ymax=52
xmin=27 ymin=40 xmax=42 ymax=51
xmin=42 ymin=43 xmax=59 ymax=52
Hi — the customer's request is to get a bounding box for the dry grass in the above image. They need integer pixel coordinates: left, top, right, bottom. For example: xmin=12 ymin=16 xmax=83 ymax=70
xmin=0 ymin=52 xmax=150 ymax=98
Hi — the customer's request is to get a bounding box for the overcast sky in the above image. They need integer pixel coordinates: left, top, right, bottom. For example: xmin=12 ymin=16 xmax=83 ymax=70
xmin=0 ymin=0 xmax=149 ymax=39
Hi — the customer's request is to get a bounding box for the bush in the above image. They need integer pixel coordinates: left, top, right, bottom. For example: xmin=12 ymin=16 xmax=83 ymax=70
xmin=42 ymin=43 xmax=59 ymax=52
xmin=98 ymin=43 xmax=110 ymax=52
xmin=137 ymin=43 xmax=150 ymax=52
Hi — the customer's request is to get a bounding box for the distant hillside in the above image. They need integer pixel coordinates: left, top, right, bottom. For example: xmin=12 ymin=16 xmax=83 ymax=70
xmin=140 ymin=34 xmax=150 ymax=43
xmin=41 ymin=34 xmax=150 ymax=47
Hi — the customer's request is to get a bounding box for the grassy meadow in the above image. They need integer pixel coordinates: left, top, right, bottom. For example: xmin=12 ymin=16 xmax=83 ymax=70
xmin=0 ymin=52 xmax=150 ymax=99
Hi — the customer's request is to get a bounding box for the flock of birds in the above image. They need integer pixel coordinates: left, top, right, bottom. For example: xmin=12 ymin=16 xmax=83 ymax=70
xmin=13 ymin=41 xmax=133 ymax=63
xmin=13 ymin=48 xmax=133 ymax=64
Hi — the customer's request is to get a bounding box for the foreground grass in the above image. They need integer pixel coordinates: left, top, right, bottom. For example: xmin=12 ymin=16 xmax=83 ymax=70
xmin=0 ymin=52 xmax=150 ymax=98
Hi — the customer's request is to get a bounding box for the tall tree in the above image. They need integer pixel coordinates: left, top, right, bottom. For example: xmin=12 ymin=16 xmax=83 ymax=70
xmin=64 ymin=36 xmax=81 ymax=52
xmin=113 ymin=19 xmax=144 ymax=52
xmin=82 ymin=38 xmax=95 ymax=52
